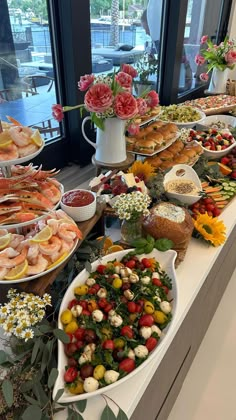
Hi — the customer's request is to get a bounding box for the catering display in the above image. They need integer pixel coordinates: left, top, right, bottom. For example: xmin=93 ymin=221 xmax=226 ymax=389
xmin=53 ymin=248 xmax=178 ymax=402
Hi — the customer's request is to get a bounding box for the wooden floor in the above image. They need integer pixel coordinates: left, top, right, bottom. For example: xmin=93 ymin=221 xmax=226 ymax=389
xmin=56 ymin=162 xmax=96 ymax=192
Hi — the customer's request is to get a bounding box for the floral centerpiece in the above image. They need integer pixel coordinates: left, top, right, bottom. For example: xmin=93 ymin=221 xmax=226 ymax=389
xmin=195 ymin=35 xmax=236 ymax=82
xmin=52 ymin=63 xmax=159 ymax=136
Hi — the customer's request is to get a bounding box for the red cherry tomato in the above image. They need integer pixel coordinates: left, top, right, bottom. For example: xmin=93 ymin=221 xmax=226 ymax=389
xmin=152 ymin=278 xmax=162 ymax=287
xmin=206 ymin=203 xmax=215 ymax=212
xmin=145 ymin=337 xmax=158 ymax=352
xmin=82 ymin=309 xmax=90 ymax=316
xmin=213 ymin=207 xmax=221 ymax=217
xmin=102 ymin=339 xmax=115 ymax=350
xmin=162 ymin=286 xmax=169 ymax=295
xmin=98 ymin=298 xmax=108 ymax=309
xmin=64 ymin=367 xmax=78 ymax=383
xmin=88 ymin=287 xmax=97 ymax=295
xmin=75 ymin=340 xmax=84 ymax=350
xmin=125 ymin=259 xmax=136 ymax=269
xmin=141 ymin=258 xmax=152 ymax=268
xmin=138 ymin=314 xmax=154 ymax=327
xmin=74 ymin=328 xmax=85 ymax=341
xmin=84 ymin=329 xmax=97 ymax=343
xmin=64 ymin=343 xmax=77 ymax=356
xmin=66 ymin=333 xmax=74 ymax=343
xmin=104 ymin=303 xmax=113 ymax=313
xmin=119 ymin=358 xmax=136 ymax=373
xmin=80 ymin=364 xmax=94 ymax=380
xmin=67 ymin=357 xmax=77 ymax=367
xmin=97 ymin=264 xmax=106 ymax=274
xmin=120 ymin=325 xmax=134 ymax=339
xmin=78 ymin=300 xmax=88 ymax=310
xmin=127 ymin=302 xmax=137 ymax=313
xmin=68 ymin=299 xmax=80 ymax=309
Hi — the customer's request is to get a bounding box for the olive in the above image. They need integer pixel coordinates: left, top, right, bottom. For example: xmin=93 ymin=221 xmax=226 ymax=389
xmin=80 ymin=364 xmax=94 ymax=380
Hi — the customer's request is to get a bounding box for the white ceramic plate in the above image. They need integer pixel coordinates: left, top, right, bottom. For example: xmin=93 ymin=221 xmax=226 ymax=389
xmin=0 ymin=140 xmax=45 ymax=167
xmin=130 ymin=131 xmax=181 ymax=157
xmin=0 ymin=239 xmax=78 ymax=285
xmin=53 ymin=248 xmax=178 ymax=403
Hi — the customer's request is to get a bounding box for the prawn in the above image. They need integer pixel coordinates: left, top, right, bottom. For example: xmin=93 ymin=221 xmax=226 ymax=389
xmin=55 ymin=209 xmax=76 ymax=224
xmin=38 ymin=236 xmax=62 ymax=256
xmin=26 ymin=254 xmax=48 ymax=275
xmin=27 ymin=243 xmax=39 ymax=262
xmin=0 ymin=144 xmax=19 ymax=161
xmin=0 ymin=228 xmax=8 ymax=237
xmin=47 ymin=218 xmax=59 ymax=235
xmin=0 ymin=246 xmax=27 ymax=268
xmin=9 ymin=126 xmax=33 ymax=147
xmin=18 ymin=143 xmax=38 ymax=158
xmin=9 ymin=234 xmax=24 ymax=249
xmin=57 ymin=223 xmax=82 ymax=242
xmin=38 ymin=181 xmax=62 ymax=204
xmin=50 ymin=240 xmax=74 ymax=262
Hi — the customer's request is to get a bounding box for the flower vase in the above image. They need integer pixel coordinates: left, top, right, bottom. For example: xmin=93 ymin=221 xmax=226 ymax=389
xmin=120 ymin=216 xmax=143 ymax=245
xmin=81 ymin=116 xmax=127 ymax=164
xmin=208 ymin=68 xmax=229 ymax=94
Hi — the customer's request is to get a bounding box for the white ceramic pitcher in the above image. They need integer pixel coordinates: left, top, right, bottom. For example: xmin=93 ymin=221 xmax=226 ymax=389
xmin=208 ymin=68 xmax=229 ymax=94
xmin=81 ymin=116 xmax=127 ymax=164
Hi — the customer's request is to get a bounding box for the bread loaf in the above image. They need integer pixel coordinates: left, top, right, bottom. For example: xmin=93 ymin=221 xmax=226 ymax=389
xmin=142 ymin=202 xmax=194 ymax=265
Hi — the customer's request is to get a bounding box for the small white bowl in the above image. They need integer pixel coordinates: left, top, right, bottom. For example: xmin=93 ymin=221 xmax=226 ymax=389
xmin=60 ymin=189 xmax=96 ymax=222
xmin=201 ymin=114 xmax=236 ymax=130
xmin=164 ymin=164 xmax=202 ymax=205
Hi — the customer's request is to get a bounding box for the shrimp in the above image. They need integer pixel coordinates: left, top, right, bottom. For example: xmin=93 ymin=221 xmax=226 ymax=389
xmin=38 ymin=181 xmax=61 ymax=204
xmin=50 ymin=240 xmax=74 ymax=262
xmin=0 ymin=246 xmax=27 ymax=268
xmin=18 ymin=143 xmax=38 ymax=158
xmin=0 ymin=228 xmax=8 ymax=237
xmin=27 ymin=243 xmax=39 ymax=262
xmin=0 ymin=144 xmax=19 ymax=161
xmin=57 ymin=223 xmax=82 ymax=242
xmin=38 ymin=236 xmax=62 ymax=256
xmin=55 ymin=209 xmax=76 ymax=224
xmin=9 ymin=234 xmax=24 ymax=249
xmin=26 ymin=254 xmax=48 ymax=275
xmin=9 ymin=126 xmax=33 ymax=147
xmin=47 ymin=218 xmax=59 ymax=235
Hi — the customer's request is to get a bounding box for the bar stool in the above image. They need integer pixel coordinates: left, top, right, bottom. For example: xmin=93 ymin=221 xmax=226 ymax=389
xmin=92 ymin=153 xmax=135 ymax=176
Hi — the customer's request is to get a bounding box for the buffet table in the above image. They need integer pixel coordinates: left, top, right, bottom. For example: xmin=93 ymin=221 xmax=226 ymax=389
xmin=55 ymin=198 xmax=236 ymax=419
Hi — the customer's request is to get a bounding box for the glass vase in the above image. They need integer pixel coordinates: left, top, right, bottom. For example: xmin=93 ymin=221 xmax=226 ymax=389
xmin=120 ymin=217 xmax=143 ymax=245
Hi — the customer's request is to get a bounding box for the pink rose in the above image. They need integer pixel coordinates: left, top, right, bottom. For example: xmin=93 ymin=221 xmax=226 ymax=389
xmin=84 ymin=83 xmax=113 ymax=113
xmin=121 ymin=64 xmax=138 ymax=78
xmin=52 ymin=104 xmax=64 ymax=122
xmin=195 ymin=54 xmax=205 ymax=65
xmin=199 ymin=73 xmax=209 ymax=81
xmin=127 ymin=122 xmax=140 ymax=136
xmin=200 ymin=35 xmax=208 ymax=44
xmin=114 ymin=92 xmax=138 ymax=120
xmin=145 ymin=90 xmax=159 ymax=108
xmin=136 ymin=98 xmax=148 ymax=116
xmin=78 ymin=74 xmax=95 ymax=91
xmin=225 ymin=50 xmax=236 ymax=65
xmin=115 ymin=72 xmax=133 ymax=89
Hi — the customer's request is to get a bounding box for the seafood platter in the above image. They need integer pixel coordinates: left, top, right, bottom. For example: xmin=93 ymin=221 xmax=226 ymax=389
xmin=0 ymin=118 xmax=83 ymax=283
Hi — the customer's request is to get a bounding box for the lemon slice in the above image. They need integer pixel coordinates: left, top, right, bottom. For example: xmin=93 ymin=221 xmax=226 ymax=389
xmin=106 ymin=244 xmax=124 ymax=254
xmin=31 ymin=226 xmax=53 ymax=243
xmin=0 ymin=233 xmax=12 ymax=250
xmin=96 ymin=236 xmax=113 ymax=251
xmin=4 ymin=260 xmax=28 ymax=280
xmin=31 ymin=129 xmax=43 ymax=147
xmin=47 ymin=252 xmax=69 ymax=270
xmin=0 ymin=131 xmax=13 ymax=148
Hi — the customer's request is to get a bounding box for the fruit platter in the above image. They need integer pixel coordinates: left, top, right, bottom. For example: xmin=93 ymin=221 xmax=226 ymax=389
xmin=53 ymin=248 xmax=178 ymax=402
xmin=187 ymin=128 xmax=236 ymax=158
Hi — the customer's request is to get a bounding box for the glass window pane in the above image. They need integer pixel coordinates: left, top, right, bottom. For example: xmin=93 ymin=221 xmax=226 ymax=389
xmin=0 ymin=1 xmax=60 ymax=141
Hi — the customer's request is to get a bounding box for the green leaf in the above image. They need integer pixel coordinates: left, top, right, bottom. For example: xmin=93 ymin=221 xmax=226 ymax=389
xmin=75 ymin=399 xmax=87 ymax=413
xmin=31 ymin=338 xmax=41 ymax=364
xmin=22 ymin=405 xmax=42 ymax=420
xmin=32 ymin=382 xmax=49 ymax=406
xmin=85 ymin=260 xmax=92 ymax=273
xmin=155 ymin=238 xmax=174 ymax=252
xmin=101 ymin=405 xmax=117 ymax=420
xmin=23 ymin=394 xmax=40 ymax=406
xmin=39 ymin=324 xmax=53 ymax=333
xmin=20 ymin=379 xmax=35 ymax=393
xmin=53 ymin=388 xmax=64 ymax=402
xmin=91 ymin=112 xmax=104 ymax=130
xmin=53 ymin=328 xmax=70 ymax=343
xmin=48 ymin=368 xmax=58 ymax=388
xmin=0 ymin=349 xmax=13 ymax=365
xmin=41 ymin=344 xmax=49 ymax=373
xmin=117 ymin=407 xmax=129 ymax=420
xmin=2 ymin=379 xmax=13 ymax=407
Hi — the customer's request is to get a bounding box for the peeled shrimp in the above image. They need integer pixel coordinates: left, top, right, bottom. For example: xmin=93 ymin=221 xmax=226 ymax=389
xmin=0 ymin=144 xmax=19 ymax=161
xmin=58 ymin=223 xmax=82 ymax=242
xmin=18 ymin=143 xmax=38 ymax=158
xmin=27 ymin=243 xmax=39 ymax=262
xmin=55 ymin=209 xmax=76 ymax=224
xmin=47 ymin=218 xmax=59 ymax=235
xmin=0 ymin=229 xmax=8 ymax=237
xmin=9 ymin=126 xmax=32 ymax=147
xmin=9 ymin=234 xmax=24 ymax=249
xmin=50 ymin=240 xmax=74 ymax=262
xmin=0 ymin=246 xmax=27 ymax=268
xmin=26 ymin=254 xmax=48 ymax=275
xmin=38 ymin=236 xmax=62 ymax=256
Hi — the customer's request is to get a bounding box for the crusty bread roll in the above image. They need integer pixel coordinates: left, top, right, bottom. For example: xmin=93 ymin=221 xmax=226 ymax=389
xmin=182 ymin=148 xmax=197 ymax=159
xmin=158 ymin=150 xmax=174 ymax=161
xmin=168 ymin=139 xmax=184 ymax=154
xmin=134 ymin=138 xmax=156 ymax=154
xmin=147 ymin=132 xmax=164 ymax=146
xmin=164 ymin=122 xmax=178 ymax=133
xmin=145 ymin=156 xmax=162 ymax=167
xmin=152 ymin=121 xmax=165 ymax=129
xmin=125 ymin=136 xmax=136 ymax=151
xmin=188 ymin=143 xmax=203 ymax=155
xmin=157 ymin=127 xmax=174 ymax=141
xmin=159 ymin=161 xmax=174 ymax=170
xmin=174 ymin=154 xmax=190 ymax=164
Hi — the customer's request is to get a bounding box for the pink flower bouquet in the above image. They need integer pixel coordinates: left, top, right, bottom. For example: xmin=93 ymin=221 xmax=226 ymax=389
xmin=195 ymin=35 xmax=236 ymax=81
xmin=52 ymin=64 xmax=159 ymax=134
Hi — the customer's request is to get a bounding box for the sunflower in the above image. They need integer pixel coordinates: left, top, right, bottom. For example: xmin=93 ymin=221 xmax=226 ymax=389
xmin=193 ymin=213 xmax=226 ymax=246
xmin=128 ymin=160 xmax=155 ymax=182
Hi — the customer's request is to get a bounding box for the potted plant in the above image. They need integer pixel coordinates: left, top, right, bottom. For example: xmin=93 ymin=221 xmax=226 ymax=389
xmin=134 ymin=52 xmax=158 ymax=95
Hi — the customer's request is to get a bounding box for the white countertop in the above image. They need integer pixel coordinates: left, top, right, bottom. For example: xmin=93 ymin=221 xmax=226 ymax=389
xmin=55 ymin=199 xmax=236 ymax=419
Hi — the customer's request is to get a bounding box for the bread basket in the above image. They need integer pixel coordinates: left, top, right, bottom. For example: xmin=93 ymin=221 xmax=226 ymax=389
xmin=164 ymin=164 xmax=202 ymax=205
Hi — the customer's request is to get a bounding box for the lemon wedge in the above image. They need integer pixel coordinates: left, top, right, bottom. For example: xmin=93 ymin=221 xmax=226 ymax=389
xmin=31 ymin=226 xmax=53 ymax=243
xmin=0 ymin=233 xmax=12 ymax=250
xmin=31 ymin=129 xmax=43 ymax=147
xmin=47 ymin=252 xmax=69 ymax=270
xmin=106 ymin=244 xmax=124 ymax=254
xmin=4 ymin=260 xmax=28 ymax=280
xmin=0 ymin=131 xmax=13 ymax=148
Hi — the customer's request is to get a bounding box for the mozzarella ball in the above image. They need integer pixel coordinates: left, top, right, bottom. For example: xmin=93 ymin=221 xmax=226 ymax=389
xmin=127 ymin=349 xmax=135 ymax=360
xmin=79 ymin=352 xmax=91 ymax=365
xmin=97 ymin=288 xmax=107 ymax=298
xmin=104 ymin=370 xmax=120 ymax=384
xmin=120 ymin=267 xmax=132 ymax=277
xmin=129 ymin=273 xmax=139 ymax=283
xmin=86 ymin=277 xmax=96 ymax=286
xmin=134 ymin=345 xmax=149 ymax=358
xmin=84 ymin=343 xmax=96 ymax=354
xmin=141 ymin=276 xmax=151 ymax=285
xmin=160 ymin=301 xmax=171 ymax=314
xmin=83 ymin=377 xmax=99 ymax=393
xmin=110 ymin=314 xmax=123 ymax=327
xmin=124 ymin=289 xmax=134 ymax=300
xmin=71 ymin=304 xmax=83 ymax=317
xmin=152 ymin=272 xmax=159 ymax=278
xmin=151 ymin=325 xmax=162 ymax=337
xmin=92 ymin=309 xmax=103 ymax=322
xmin=140 ymin=326 xmax=152 ymax=339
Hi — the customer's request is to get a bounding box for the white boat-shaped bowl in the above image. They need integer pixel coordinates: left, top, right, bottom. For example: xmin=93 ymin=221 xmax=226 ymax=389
xmin=53 ymin=248 xmax=179 ymax=403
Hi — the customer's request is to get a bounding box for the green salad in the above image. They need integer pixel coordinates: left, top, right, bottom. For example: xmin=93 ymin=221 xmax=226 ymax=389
xmin=160 ymin=104 xmax=202 ymax=123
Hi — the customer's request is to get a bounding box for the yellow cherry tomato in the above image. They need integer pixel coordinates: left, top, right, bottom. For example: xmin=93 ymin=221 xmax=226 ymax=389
xmin=101 ymin=327 xmax=112 ymax=340
xmin=69 ymin=381 xmax=84 ymax=395
xmin=74 ymin=285 xmax=88 ymax=295
xmin=114 ymin=338 xmax=125 ymax=349
xmin=153 ymin=310 xmax=167 ymax=324
xmin=87 ymin=300 xmax=98 ymax=312
xmin=129 ymin=313 xmax=138 ymax=323
xmin=144 ymin=301 xmax=155 ymax=314
xmin=60 ymin=309 xmax=73 ymax=325
xmin=64 ymin=320 xmax=79 ymax=334
xmin=112 ymin=277 xmax=122 ymax=288
xmin=93 ymin=364 xmax=106 ymax=380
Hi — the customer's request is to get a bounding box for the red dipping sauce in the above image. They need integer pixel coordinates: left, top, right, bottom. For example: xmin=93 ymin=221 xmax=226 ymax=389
xmin=62 ymin=190 xmax=94 ymax=207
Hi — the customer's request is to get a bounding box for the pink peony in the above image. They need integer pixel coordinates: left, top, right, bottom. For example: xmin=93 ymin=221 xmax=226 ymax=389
xmin=115 ymin=72 xmax=133 ymax=89
xmin=199 ymin=73 xmax=209 ymax=81
xmin=195 ymin=54 xmax=205 ymax=65
xmin=78 ymin=74 xmax=95 ymax=91
xmin=114 ymin=92 xmax=138 ymax=120
xmin=225 ymin=50 xmax=236 ymax=65
xmin=52 ymin=104 xmax=64 ymax=122
xmin=200 ymin=35 xmax=208 ymax=44
xmin=136 ymin=98 xmax=148 ymax=116
xmin=121 ymin=64 xmax=138 ymax=78
xmin=84 ymin=83 xmax=113 ymax=113
xmin=145 ymin=90 xmax=159 ymax=108
xmin=127 ymin=122 xmax=140 ymax=136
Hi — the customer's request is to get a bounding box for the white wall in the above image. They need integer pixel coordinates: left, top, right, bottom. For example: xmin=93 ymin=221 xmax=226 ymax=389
xmin=228 ymin=0 xmax=236 ymax=79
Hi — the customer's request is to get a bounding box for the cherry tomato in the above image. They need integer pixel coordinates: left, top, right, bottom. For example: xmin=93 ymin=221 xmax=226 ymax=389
xmin=80 ymin=364 xmax=94 ymax=380
xmin=152 ymin=278 xmax=162 ymax=287
xmin=97 ymin=264 xmax=106 ymax=274
xmin=145 ymin=337 xmax=158 ymax=352
xmin=84 ymin=329 xmax=97 ymax=343
xmin=68 ymin=299 xmax=80 ymax=309
xmin=102 ymin=339 xmax=115 ymax=350
xmin=127 ymin=302 xmax=136 ymax=313
xmin=74 ymin=328 xmax=85 ymax=341
xmin=141 ymin=258 xmax=152 ymax=268
xmin=120 ymin=325 xmax=134 ymax=339
xmin=75 ymin=340 xmax=84 ymax=350
xmin=66 ymin=333 xmax=74 ymax=343
xmin=64 ymin=367 xmax=78 ymax=383
xmin=98 ymin=298 xmax=108 ymax=309
xmin=82 ymin=309 xmax=90 ymax=316
xmin=206 ymin=203 xmax=215 ymax=212
xmin=125 ymin=259 xmax=136 ymax=269
xmin=162 ymin=286 xmax=169 ymax=295
xmin=87 ymin=287 xmax=97 ymax=295
xmin=119 ymin=358 xmax=136 ymax=373
xmin=138 ymin=314 xmax=154 ymax=327
xmin=67 ymin=357 xmax=77 ymax=367
xmin=64 ymin=343 xmax=77 ymax=356
xmin=203 ymin=197 xmax=214 ymax=205
xmin=78 ymin=300 xmax=88 ymax=310
xmin=104 ymin=303 xmax=113 ymax=313
xmin=213 ymin=207 xmax=221 ymax=217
